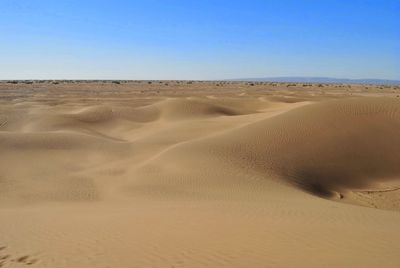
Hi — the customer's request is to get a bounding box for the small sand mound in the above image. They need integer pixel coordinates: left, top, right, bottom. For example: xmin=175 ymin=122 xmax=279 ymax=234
xmin=154 ymin=98 xmax=244 ymax=120
xmin=68 ymin=105 xmax=115 ymax=123
xmin=114 ymin=105 xmax=160 ymax=122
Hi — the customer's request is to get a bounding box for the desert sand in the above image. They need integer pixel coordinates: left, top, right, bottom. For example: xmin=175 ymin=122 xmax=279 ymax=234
xmin=1 ymin=80 xmax=400 ymax=267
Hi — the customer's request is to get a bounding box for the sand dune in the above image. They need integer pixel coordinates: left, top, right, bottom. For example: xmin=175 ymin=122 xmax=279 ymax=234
xmin=0 ymin=81 xmax=400 ymax=267
xmin=195 ymin=97 xmax=400 ymax=197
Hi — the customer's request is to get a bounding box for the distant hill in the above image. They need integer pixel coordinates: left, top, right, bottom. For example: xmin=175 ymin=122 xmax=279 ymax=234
xmin=231 ymin=77 xmax=400 ymax=85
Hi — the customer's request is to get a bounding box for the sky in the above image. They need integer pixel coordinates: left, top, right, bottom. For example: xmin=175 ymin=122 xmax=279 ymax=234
xmin=0 ymin=0 xmax=399 ymax=80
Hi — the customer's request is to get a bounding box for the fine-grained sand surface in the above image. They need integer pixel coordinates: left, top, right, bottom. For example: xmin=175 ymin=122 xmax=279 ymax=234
xmin=1 ymin=81 xmax=400 ymax=267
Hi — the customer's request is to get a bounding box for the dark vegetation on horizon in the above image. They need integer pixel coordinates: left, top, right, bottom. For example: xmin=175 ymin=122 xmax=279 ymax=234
xmin=231 ymin=77 xmax=400 ymax=85
xmin=1 ymin=79 xmax=400 ymax=87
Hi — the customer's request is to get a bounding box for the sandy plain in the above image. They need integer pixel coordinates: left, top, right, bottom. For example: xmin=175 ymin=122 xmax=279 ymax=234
xmin=0 ymin=80 xmax=400 ymax=267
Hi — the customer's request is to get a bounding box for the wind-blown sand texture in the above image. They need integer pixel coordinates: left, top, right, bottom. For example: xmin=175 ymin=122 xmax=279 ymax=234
xmin=1 ymin=80 xmax=400 ymax=267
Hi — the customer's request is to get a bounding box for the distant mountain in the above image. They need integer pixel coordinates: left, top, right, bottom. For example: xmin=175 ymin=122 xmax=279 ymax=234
xmin=230 ymin=77 xmax=400 ymax=85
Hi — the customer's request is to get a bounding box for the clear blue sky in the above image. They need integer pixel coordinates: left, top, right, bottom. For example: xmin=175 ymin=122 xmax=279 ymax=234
xmin=0 ymin=0 xmax=399 ymax=80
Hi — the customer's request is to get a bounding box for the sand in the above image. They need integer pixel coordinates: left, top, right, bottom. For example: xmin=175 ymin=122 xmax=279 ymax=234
xmin=0 ymin=80 xmax=400 ymax=267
